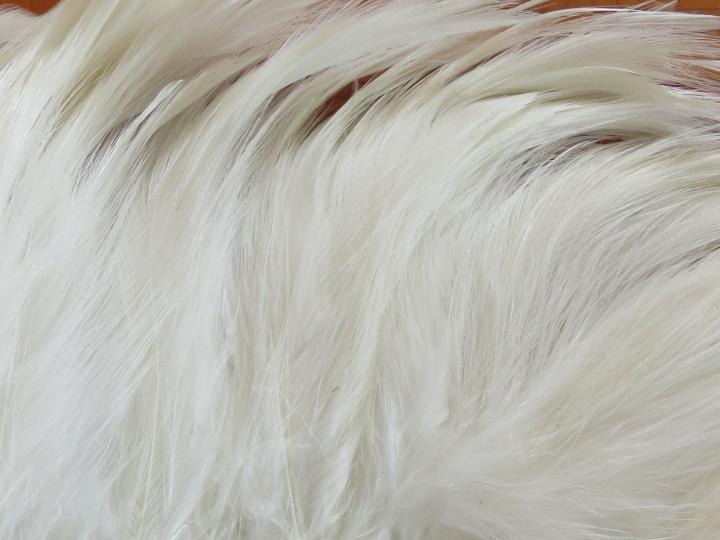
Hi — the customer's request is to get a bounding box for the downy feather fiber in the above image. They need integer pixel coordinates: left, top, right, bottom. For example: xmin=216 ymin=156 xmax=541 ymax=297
xmin=3 ymin=1 xmax=720 ymax=538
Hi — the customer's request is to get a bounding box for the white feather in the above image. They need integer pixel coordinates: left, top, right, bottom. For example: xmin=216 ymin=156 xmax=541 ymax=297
xmin=2 ymin=1 xmax=720 ymax=538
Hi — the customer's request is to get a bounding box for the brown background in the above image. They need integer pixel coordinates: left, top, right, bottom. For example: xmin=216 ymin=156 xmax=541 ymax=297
xmin=542 ymin=0 xmax=720 ymax=11
xmin=2 ymin=0 xmax=720 ymax=15
xmin=4 ymin=0 xmax=55 ymax=12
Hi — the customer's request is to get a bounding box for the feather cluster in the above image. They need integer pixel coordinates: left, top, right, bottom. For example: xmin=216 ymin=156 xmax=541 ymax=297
xmin=3 ymin=1 xmax=720 ymax=538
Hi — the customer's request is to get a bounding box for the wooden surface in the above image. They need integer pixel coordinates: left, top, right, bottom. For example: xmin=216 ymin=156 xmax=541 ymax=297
xmin=1 ymin=0 xmax=720 ymax=15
